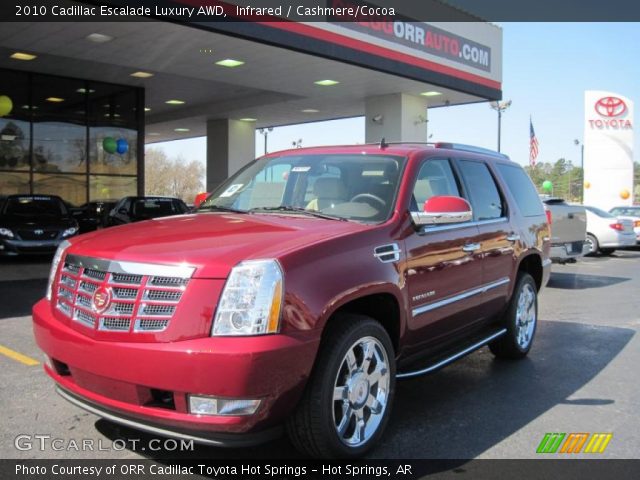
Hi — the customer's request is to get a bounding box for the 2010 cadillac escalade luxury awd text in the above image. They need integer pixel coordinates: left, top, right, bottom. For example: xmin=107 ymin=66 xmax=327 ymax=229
xmin=33 ymin=142 xmax=551 ymax=457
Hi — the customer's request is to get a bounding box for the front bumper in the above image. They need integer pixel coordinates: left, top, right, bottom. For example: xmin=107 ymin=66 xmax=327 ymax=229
xmin=33 ymin=299 xmax=320 ymax=444
xmin=0 ymin=238 xmax=62 ymax=255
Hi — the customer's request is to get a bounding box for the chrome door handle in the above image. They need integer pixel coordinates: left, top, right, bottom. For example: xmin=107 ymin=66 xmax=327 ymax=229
xmin=506 ymin=233 xmax=520 ymax=242
xmin=462 ymin=243 xmax=481 ymax=252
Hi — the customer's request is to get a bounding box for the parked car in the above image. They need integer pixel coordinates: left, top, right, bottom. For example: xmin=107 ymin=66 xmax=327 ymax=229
xmin=106 ymin=196 xmax=189 ymax=226
xmin=0 ymin=194 xmax=79 ymax=256
xmin=71 ymin=200 xmax=118 ymax=233
xmin=609 ymin=205 xmax=640 ymax=245
xmin=540 ymin=196 xmax=587 ymax=263
xmin=33 ymin=142 xmax=550 ymax=458
xmin=584 ymin=206 xmax=636 ymax=255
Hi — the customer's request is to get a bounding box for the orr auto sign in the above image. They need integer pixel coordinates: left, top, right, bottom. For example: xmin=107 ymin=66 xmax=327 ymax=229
xmin=589 ymin=96 xmax=633 ymax=130
xmin=327 ymin=0 xmax=492 ymax=72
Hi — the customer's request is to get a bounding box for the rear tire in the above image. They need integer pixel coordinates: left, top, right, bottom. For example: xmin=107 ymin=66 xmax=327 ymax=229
xmin=490 ymin=273 xmax=538 ymax=359
xmin=286 ymin=315 xmax=395 ymax=458
xmin=585 ymin=233 xmax=599 ymax=256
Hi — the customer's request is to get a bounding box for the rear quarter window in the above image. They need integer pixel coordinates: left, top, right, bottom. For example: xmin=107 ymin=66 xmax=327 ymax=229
xmin=496 ymin=164 xmax=545 ymax=217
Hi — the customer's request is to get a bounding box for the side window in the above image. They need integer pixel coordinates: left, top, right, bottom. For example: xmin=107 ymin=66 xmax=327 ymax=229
xmin=457 ymin=160 xmax=504 ymax=221
xmin=495 ymin=163 xmax=545 ymax=217
xmin=410 ymin=159 xmax=460 ymax=212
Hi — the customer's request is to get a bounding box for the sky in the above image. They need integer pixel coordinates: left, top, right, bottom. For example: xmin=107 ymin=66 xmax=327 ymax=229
xmin=149 ymin=23 xmax=640 ymax=173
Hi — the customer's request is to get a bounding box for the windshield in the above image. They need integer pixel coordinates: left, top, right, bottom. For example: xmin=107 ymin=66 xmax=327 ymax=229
xmin=4 ymin=196 xmax=66 ymax=217
xmin=586 ymin=206 xmax=615 ymax=218
xmin=200 ymin=154 xmax=405 ymax=222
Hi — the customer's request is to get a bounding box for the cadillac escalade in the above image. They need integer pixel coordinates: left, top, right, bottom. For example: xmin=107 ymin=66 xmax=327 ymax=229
xmin=33 ymin=142 xmax=551 ymax=458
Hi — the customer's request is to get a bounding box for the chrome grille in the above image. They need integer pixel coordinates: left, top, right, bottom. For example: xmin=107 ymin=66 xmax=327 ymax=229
xmin=56 ymin=256 xmax=193 ymax=334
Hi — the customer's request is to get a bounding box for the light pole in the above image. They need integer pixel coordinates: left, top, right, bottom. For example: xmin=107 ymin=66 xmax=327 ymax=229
xmin=259 ymin=127 xmax=273 ymax=155
xmin=574 ymin=139 xmax=585 ymax=202
xmin=489 ymin=100 xmax=512 ymax=152
xmin=292 ymin=138 xmax=302 ymax=148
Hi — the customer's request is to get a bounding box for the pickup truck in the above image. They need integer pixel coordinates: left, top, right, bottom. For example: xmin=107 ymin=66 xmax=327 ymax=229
xmin=33 ymin=142 xmax=551 ymax=458
xmin=540 ymin=196 xmax=587 ymax=263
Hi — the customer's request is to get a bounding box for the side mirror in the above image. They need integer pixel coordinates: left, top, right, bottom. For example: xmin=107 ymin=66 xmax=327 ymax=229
xmin=411 ymin=195 xmax=473 ymax=226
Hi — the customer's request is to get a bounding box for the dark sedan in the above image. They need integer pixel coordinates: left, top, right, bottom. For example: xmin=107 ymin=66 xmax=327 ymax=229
xmin=106 ymin=196 xmax=189 ymax=226
xmin=71 ymin=200 xmax=118 ymax=233
xmin=0 ymin=195 xmax=79 ymax=256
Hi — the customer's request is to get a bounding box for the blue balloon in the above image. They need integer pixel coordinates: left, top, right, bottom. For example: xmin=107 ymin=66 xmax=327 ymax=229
xmin=116 ymin=138 xmax=128 ymax=155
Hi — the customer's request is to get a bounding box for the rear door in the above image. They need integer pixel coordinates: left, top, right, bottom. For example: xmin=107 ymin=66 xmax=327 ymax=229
xmin=404 ymin=157 xmax=483 ymax=349
xmin=454 ymin=158 xmax=514 ymax=319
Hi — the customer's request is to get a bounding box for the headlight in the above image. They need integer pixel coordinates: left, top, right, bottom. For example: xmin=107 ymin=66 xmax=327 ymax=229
xmin=0 ymin=227 xmax=14 ymax=238
xmin=62 ymin=227 xmax=78 ymax=238
xmin=46 ymin=240 xmax=71 ymax=301
xmin=212 ymin=259 xmax=284 ymax=336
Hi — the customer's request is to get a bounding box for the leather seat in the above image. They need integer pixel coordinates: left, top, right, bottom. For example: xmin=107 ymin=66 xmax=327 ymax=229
xmin=306 ymin=177 xmax=348 ymax=211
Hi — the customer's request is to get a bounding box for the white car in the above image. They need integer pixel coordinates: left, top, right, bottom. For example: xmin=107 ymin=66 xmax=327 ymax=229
xmin=584 ymin=206 xmax=636 ymax=255
xmin=609 ymin=205 xmax=640 ymax=245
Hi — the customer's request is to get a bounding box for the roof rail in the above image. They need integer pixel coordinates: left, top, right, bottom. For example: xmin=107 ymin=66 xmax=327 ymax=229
xmin=434 ymin=142 xmax=510 ymax=159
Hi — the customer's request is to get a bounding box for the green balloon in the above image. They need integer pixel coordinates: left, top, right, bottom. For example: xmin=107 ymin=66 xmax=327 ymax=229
xmin=103 ymin=137 xmax=117 ymax=154
xmin=542 ymin=180 xmax=553 ymax=191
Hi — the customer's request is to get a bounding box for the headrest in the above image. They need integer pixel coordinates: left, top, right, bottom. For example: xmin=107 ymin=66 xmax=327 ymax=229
xmin=314 ymin=177 xmax=347 ymax=199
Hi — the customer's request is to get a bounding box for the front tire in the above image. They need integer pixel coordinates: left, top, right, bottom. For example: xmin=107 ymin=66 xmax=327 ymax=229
xmin=287 ymin=315 xmax=395 ymax=458
xmin=490 ymin=273 xmax=538 ymax=359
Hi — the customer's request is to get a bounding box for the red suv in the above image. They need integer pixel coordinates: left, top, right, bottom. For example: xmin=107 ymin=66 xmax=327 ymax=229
xmin=33 ymin=142 xmax=551 ymax=457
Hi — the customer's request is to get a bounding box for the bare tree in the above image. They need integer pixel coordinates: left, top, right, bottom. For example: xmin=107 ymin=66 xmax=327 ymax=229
xmin=145 ymin=148 xmax=205 ymax=202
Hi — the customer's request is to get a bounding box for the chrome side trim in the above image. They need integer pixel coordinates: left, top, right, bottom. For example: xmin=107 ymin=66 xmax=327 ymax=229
xmin=396 ymin=328 xmax=507 ymax=379
xmin=65 ymin=254 xmax=195 ymax=278
xmin=412 ymin=277 xmax=510 ymax=317
xmin=418 ymin=216 xmax=508 ymax=234
xmin=411 ymin=210 xmax=473 ymax=226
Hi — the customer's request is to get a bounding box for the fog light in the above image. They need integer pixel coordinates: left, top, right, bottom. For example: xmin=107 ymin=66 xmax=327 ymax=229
xmin=188 ymin=395 xmax=260 ymax=416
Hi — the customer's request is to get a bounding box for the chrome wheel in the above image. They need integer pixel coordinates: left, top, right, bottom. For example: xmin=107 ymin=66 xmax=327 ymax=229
xmin=332 ymin=336 xmax=390 ymax=447
xmin=515 ymin=283 xmax=536 ymax=349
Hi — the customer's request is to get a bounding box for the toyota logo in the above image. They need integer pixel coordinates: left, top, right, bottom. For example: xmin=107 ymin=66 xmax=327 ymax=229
xmin=34 ymin=229 xmax=44 ymax=235
xmin=595 ymin=96 xmax=627 ymax=117
xmin=92 ymin=286 xmax=113 ymax=314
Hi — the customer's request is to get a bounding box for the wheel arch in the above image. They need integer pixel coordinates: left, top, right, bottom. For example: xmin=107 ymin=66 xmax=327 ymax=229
xmin=516 ymin=252 xmax=543 ymax=291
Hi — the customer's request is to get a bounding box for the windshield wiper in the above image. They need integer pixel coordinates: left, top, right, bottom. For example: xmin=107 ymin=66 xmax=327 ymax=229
xmin=249 ymin=206 xmax=348 ymax=222
xmin=197 ymin=205 xmax=246 ymax=214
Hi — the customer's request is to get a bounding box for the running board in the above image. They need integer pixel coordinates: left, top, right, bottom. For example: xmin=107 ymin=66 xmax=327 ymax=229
xmin=396 ymin=328 xmax=507 ymax=379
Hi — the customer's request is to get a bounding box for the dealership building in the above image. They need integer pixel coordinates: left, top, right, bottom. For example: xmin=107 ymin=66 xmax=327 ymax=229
xmin=0 ymin=3 xmax=502 ymax=204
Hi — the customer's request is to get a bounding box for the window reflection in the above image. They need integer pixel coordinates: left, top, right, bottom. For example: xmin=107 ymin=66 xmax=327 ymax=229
xmin=0 ymin=68 xmax=141 ymax=205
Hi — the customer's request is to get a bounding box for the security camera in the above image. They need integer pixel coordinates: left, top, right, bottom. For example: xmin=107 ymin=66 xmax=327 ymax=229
xmin=371 ymin=115 xmax=384 ymax=124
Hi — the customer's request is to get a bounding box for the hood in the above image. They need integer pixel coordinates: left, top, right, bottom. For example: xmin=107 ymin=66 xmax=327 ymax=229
xmin=0 ymin=213 xmax=75 ymax=230
xmin=67 ymin=212 xmax=368 ymax=278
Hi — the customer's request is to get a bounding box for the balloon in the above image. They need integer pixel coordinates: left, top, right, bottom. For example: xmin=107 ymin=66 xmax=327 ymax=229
xmin=542 ymin=180 xmax=553 ymax=191
xmin=116 ymin=138 xmax=128 ymax=155
xmin=620 ymin=189 xmax=630 ymax=200
xmin=102 ymin=137 xmax=117 ymax=154
xmin=584 ymin=181 xmax=591 ymax=189
xmin=0 ymin=95 xmax=13 ymax=116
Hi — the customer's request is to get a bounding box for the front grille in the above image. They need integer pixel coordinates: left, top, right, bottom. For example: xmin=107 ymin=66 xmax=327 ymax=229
xmin=18 ymin=229 xmax=59 ymax=240
xmin=55 ymin=257 xmax=192 ymax=334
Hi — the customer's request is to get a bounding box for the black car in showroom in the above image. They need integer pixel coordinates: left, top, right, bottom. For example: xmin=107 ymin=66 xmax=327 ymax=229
xmin=71 ymin=200 xmax=118 ymax=233
xmin=0 ymin=195 xmax=79 ymax=256
xmin=106 ymin=196 xmax=189 ymax=226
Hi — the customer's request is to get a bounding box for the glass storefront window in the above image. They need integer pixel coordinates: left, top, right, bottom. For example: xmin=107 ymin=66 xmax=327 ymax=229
xmin=89 ymin=175 xmax=137 ymax=201
xmin=0 ymin=172 xmax=30 ymax=195
xmin=33 ymin=173 xmax=87 ymax=206
xmin=0 ymin=68 xmax=142 ymax=205
xmin=0 ymin=70 xmax=30 ymax=172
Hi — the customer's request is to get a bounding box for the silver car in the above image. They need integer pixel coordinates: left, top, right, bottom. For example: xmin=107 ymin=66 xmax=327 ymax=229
xmin=609 ymin=205 xmax=640 ymax=245
xmin=584 ymin=206 xmax=636 ymax=255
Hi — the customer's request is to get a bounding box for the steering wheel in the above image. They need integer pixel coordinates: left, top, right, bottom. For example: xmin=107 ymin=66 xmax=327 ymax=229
xmin=350 ymin=193 xmax=386 ymax=210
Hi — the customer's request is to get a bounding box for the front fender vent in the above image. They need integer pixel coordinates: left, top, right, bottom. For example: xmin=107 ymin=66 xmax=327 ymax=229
xmin=374 ymin=243 xmax=401 ymax=263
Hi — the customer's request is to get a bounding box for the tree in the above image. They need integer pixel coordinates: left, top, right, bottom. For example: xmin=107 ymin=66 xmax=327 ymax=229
xmin=145 ymin=148 xmax=205 ymax=202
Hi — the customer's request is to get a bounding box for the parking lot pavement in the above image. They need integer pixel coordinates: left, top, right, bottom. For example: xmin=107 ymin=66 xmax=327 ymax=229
xmin=1 ymin=251 xmax=639 ymax=460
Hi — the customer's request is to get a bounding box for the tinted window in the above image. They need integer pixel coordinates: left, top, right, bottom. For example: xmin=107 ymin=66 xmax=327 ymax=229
xmin=131 ymin=198 xmax=181 ymax=219
xmin=411 ymin=159 xmax=460 ymax=211
xmin=496 ymin=164 xmax=545 ymax=217
xmin=457 ymin=160 xmax=504 ymax=221
xmin=610 ymin=207 xmax=640 ymax=216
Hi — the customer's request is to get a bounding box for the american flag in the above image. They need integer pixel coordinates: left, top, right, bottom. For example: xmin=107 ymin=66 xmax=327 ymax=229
xmin=529 ymin=118 xmax=539 ymax=167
